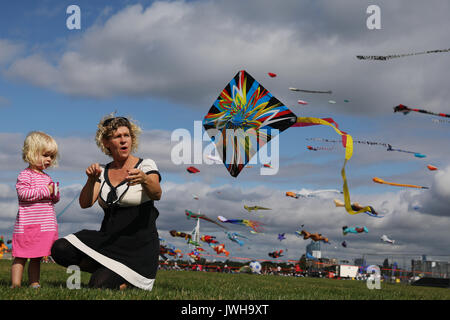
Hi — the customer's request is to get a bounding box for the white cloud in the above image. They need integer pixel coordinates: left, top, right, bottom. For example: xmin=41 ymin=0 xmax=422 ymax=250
xmin=4 ymin=0 xmax=450 ymax=116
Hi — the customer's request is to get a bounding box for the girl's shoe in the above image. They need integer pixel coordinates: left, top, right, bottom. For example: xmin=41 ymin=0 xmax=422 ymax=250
xmin=29 ymin=283 xmax=41 ymax=289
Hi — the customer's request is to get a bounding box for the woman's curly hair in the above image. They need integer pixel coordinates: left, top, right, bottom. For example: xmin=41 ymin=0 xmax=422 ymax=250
xmin=95 ymin=113 xmax=142 ymax=157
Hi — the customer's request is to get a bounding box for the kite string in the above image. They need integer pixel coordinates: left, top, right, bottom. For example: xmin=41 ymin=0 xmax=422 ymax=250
xmin=56 ymin=191 xmax=80 ymax=219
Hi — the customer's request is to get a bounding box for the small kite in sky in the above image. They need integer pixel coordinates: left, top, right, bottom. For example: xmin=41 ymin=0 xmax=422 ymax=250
xmin=187 ymin=166 xmax=200 ymax=174
xmin=297 ymin=229 xmax=329 ymax=243
xmin=212 ymin=243 xmax=230 ymax=256
xmin=289 ymin=87 xmax=332 ymax=94
xmin=268 ymin=72 xmax=277 ymax=78
xmin=288 ymin=189 xmax=342 ymax=199
xmin=380 ymin=234 xmax=395 ymax=244
xmin=169 ymin=230 xmax=191 ymax=240
xmin=268 ymin=250 xmax=284 ymax=258
xmin=226 ymin=231 xmax=248 ymax=246
xmin=244 ymin=205 xmax=271 ymax=212
xmin=328 ymin=100 xmax=336 ymax=104
xmin=297 ymin=100 xmax=308 ymax=105
xmin=278 ymin=233 xmax=286 ymax=241
xmin=333 ymin=199 xmax=382 ymax=218
xmin=373 ymin=177 xmax=429 ymax=189
xmin=307 ymin=145 xmax=334 ymax=151
xmin=341 ymin=241 xmax=347 ymax=248
xmin=357 ymin=48 xmax=450 ymax=61
xmin=394 ymin=104 xmax=450 ymax=118
xmin=342 ymin=225 xmax=369 ymax=235
xmin=427 ymin=165 xmax=438 ymax=171
xmin=217 ymin=215 xmax=263 ymax=233
xmin=307 ymin=138 xmax=425 ymax=157
xmin=200 ymin=235 xmax=219 ymax=245
xmin=185 ymin=209 xmax=228 ymax=228
xmin=286 ymin=191 xmax=299 ymax=199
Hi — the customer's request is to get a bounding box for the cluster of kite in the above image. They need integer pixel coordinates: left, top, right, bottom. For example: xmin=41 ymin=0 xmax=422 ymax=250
xmin=171 ymin=66 xmax=446 ymax=263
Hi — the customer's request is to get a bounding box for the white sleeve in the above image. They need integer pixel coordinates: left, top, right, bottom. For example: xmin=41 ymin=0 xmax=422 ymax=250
xmin=140 ymin=158 xmax=161 ymax=182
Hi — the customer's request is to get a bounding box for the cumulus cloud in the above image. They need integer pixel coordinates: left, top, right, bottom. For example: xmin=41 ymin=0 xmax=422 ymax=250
xmin=3 ymin=0 xmax=450 ymax=116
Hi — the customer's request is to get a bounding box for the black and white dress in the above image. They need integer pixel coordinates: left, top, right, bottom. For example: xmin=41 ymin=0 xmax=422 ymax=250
xmin=64 ymin=158 xmax=161 ymax=290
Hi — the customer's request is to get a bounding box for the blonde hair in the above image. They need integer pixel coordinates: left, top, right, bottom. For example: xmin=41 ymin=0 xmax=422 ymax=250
xmin=95 ymin=113 xmax=142 ymax=157
xmin=22 ymin=131 xmax=59 ymax=167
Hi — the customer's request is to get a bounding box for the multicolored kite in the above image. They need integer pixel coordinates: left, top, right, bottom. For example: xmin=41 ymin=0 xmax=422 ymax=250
xmin=217 ymin=215 xmax=263 ymax=233
xmin=203 ymin=70 xmax=297 ymax=177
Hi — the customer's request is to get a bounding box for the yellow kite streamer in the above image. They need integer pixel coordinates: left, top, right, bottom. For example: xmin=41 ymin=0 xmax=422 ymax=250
xmin=296 ymin=117 xmax=371 ymax=215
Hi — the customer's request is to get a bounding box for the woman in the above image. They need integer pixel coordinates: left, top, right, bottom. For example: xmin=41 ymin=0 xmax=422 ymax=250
xmin=51 ymin=115 xmax=162 ymax=290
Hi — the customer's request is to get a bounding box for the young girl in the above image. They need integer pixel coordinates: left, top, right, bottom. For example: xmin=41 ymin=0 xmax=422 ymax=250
xmin=11 ymin=131 xmax=60 ymax=288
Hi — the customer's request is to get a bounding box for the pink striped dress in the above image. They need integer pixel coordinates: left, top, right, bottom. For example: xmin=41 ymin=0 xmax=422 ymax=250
xmin=12 ymin=168 xmax=59 ymax=258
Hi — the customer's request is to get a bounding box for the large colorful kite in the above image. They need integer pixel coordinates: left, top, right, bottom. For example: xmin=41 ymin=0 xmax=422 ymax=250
xmin=203 ymin=70 xmax=297 ymax=178
xmin=357 ymin=48 xmax=450 ymax=61
xmin=203 ymin=70 xmax=370 ymax=216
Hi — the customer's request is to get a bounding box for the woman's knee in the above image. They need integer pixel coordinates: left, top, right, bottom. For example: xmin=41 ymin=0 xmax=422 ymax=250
xmin=51 ymin=238 xmax=75 ymax=267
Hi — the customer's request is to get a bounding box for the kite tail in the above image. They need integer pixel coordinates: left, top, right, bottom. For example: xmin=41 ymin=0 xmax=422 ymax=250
xmin=295 ymin=117 xmax=372 ymax=215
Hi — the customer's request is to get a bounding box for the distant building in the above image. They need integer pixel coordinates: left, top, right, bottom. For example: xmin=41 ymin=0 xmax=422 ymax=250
xmin=306 ymin=240 xmax=321 ymax=259
xmin=412 ymin=259 xmax=450 ymax=279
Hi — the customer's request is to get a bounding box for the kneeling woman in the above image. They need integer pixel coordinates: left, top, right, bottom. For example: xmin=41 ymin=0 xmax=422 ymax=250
xmin=52 ymin=115 xmax=162 ymax=290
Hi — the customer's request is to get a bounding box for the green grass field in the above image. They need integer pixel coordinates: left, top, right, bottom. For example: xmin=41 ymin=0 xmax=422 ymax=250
xmin=0 ymin=260 xmax=448 ymax=300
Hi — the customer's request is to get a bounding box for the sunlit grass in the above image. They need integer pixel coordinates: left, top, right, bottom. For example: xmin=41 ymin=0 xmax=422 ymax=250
xmin=0 ymin=260 xmax=448 ymax=300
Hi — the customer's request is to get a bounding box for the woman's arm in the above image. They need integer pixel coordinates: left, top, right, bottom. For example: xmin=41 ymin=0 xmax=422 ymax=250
xmin=126 ymin=169 xmax=162 ymax=201
xmin=79 ymin=163 xmax=102 ymax=208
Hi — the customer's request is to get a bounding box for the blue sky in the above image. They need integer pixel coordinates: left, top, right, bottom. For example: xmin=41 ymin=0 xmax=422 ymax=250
xmin=1 ymin=0 xmax=449 ymax=264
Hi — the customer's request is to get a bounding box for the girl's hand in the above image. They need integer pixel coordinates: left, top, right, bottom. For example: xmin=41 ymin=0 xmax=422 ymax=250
xmin=86 ymin=163 xmax=102 ymax=180
xmin=126 ymin=169 xmax=146 ymax=186
xmin=47 ymin=183 xmax=54 ymax=195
